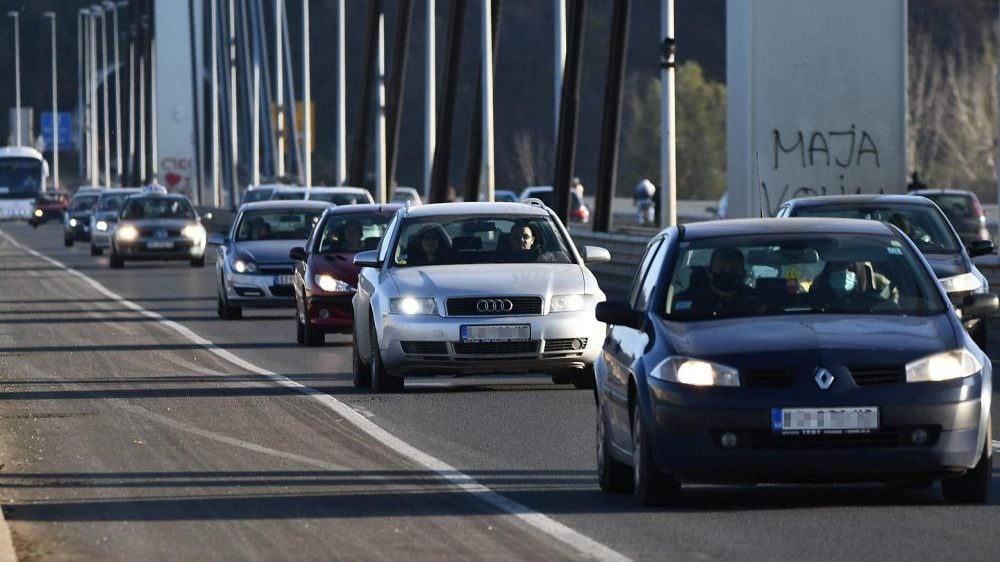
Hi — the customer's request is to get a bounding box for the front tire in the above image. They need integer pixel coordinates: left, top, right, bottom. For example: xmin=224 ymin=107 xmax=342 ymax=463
xmin=217 ymin=292 xmax=242 ymax=320
xmin=632 ymin=405 xmax=680 ymax=507
xmin=64 ymin=236 xmax=73 ymax=247
xmin=597 ymin=398 xmax=632 ymax=493
xmin=352 ymin=331 xmax=372 ymax=388
xmin=109 ymin=246 xmax=124 ymax=269
xmin=302 ymin=306 xmax=325 ymax=346
xmin=190 ymin=255 xmax=206 ymax=267
xmin=941 ymin=421 xmax=992 ymax=503
xmin=90 ymin=244 xmax=103 ymax=256
xmin=971 ymin=321 xmax=988 ymax=350
xmin=369 ymin=317 xmax=403 ymax=393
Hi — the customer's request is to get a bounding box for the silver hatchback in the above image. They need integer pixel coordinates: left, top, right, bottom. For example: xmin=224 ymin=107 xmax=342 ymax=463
xmin=351 ymin=201 xmax=610 ymax=392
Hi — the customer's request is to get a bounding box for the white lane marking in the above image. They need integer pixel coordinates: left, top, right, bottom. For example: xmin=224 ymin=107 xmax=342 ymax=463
xmin=0 ymin=230 xmax=630 ymax=562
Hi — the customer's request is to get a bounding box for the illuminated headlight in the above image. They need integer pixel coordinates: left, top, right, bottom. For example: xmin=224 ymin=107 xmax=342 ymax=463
xmin=905 ymin=349 xmax=982 ymax=383
xmin=182 ymin=224 xmax=206 ymax=241
xmin=938 ymin=272 xmax=982 ymax=293
xmin=550 ymin=294 xmax=593 ymax=312
xmin=33 ymin=209 xmax=43 ymax=218
xmin=69 ymin=218 xmax=78 ymax=227
xmin=389 ymin=296 xmax=438 ymax=315
xmin=117 ymin=225 xmax=138 ymax=242
xmin=314 ymin=274 xmax=353 ymax=293
xmin=96 ymin=220 xmax=108 ymax=232
xmin=233 ymin=259 xmax=257 ymax=274
xmin=648 ymin=356 xmax=741 ymax=387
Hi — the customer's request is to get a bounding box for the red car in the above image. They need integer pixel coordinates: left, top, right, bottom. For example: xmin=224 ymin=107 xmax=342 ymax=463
xmin=29 ymin=190 xmax=70 ymax=227
xmin=290 ymin=204 xmax=401 ymax=346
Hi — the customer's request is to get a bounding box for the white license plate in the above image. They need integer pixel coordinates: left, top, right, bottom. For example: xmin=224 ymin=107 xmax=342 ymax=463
xmin=147 ymin=241 xmax=174 ymax=249
xmin=274 ymin=274 xmax=294 ymax=286
xmin=461 ymin=324 xmax=530 ymax=343
xmin=771 ymin=406 xmax=879 ymax=434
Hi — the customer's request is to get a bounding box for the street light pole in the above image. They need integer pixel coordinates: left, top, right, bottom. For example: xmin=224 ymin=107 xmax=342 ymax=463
xmin=95 ymin=5 xmax=111 ymax=186
xmin=78 ymin=10 xmax=87 ymax=178
xmin=7 ymin=11 xmax=21 ymax=146
xmin=44 ymin=12 xmax=59 ymax=189
xmin=302 ymin=0 xmax=312 ymax=188
xmin=105 ymin=2 xmax=124 ymax=186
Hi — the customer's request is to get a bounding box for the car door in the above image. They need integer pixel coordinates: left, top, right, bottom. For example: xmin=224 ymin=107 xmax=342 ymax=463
xmin=604 ymin=236 xmax=666 ymax=451
xmin=354 ymin=213 xmax=400 ymax=357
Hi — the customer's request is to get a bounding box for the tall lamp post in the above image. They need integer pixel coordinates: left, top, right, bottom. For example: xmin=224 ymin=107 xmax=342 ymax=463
xmin=7 ymin=11 xmax=21 ymax=146
xmin=44 ymin=12 xmax=59 ymax=189
xmin=104 ymin=2 xmax=125 ymax=186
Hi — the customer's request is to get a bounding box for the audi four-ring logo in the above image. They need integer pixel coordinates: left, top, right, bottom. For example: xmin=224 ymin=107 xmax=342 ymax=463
xmin=476 ymin=299 xmax=514 ymax=312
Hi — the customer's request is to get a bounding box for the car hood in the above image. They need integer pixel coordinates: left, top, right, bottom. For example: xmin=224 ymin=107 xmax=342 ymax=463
xmin=311 ymin=252 xmax=362 ymax=286
xmin=922 ymin=252 xmax=970 ymax=278
xmin=234 ymin=239 xmax=309 ymax=264
xmin=661 ymin=314 xmax=958 ymax=368
xmin=124 ymin=218 xmax=196 ymax=230
xmin=389 ymin=263 xmax=586 ymax=298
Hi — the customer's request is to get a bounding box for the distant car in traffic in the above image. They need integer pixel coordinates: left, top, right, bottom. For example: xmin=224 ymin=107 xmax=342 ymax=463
xmin=63 ymin=187 xmax=105 ymax=246
xmin=910 ymin=188 xmax=991 ymax=246
xmin=269 ymin=186 xmax=309 ymax=201
xmin=351 ymin=201 xmax=610 ymax=392
xmin=29 ymin=190 xmax=69 ymax=227
xmin=108 ymin=189 xmax=207 ymax=269
xmin=240 ymin=183 xmax=292 ymax=205
xmin=706 ymin=192 xmax=728 ymax=220
xmin=390 ymin=186 xmax=422 ymax=207
xmin=289 ymin=204 xmax=401 ymax=345
xmin=777 ymin=194 xmax=993 ymax=347
xmin=212 ymin=200 xmax=329 ymax=319
xmin=89 ymin=188 xmax=142 ymax=255
xmin=595 ymin=218 xmax=996 ymax=506
xmin=519 ymin=186 xmax=590 ymax=223
xmin=305 ymin=186 xmax=375 ymax=206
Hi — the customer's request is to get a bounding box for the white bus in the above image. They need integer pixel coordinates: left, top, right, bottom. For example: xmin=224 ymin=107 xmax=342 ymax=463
xmin=0 ymin=146 xmax=49 ymax=221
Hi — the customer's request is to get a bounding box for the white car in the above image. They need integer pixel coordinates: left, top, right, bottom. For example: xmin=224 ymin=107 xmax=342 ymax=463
xmin=89 ymin=188 xmax=141 ymax=255
xmin=306 ymin=186 xmax=375 ymax=206
xmin=391 ymin=186 xmax=422 ymax=206
xmin=351 ymin=201 xmax=610 ymax=392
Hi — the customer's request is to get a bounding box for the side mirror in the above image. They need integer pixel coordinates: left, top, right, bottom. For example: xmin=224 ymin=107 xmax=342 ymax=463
xmin=595 ymin=300 xmax=642 ymax=329
xmin=289 ymin=246 xmax=307 ymax=261
xmin=580 ymin=245 xmax=611 ymax=264
xmin=967 ymin=239 xmax=994 ymax=257
xmin=960 ymin=293 xmax=998 ymax=319
xmin=208 ymin=233 xmax=226 ymax=246
xmin=353 ymin=250 xmax=381 ymax=268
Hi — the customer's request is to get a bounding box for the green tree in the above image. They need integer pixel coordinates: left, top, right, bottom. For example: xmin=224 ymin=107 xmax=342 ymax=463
xmin=618 ymin=61 xmax=726 ymax=200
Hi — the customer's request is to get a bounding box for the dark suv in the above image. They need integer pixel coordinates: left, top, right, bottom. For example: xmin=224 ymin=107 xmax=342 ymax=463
xmin=910 ymin=189 xmax=990 ymax=246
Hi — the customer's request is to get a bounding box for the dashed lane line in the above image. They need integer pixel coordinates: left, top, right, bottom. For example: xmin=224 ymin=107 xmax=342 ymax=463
xmin=0 ymin=230 xmax=630 ymax=562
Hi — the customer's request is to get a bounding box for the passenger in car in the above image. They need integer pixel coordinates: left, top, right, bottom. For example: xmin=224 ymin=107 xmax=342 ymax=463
xmin=809 ymin=261 xmax=899 ymax=312
xmin=407 ymin=224 xmax=451 ymax=265
xmin=673 ymin=248 xmax=762 ymax=317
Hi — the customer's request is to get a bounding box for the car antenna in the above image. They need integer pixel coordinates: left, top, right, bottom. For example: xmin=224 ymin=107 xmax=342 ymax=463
xmin=755 ymin=151 xmax=766 ymax=218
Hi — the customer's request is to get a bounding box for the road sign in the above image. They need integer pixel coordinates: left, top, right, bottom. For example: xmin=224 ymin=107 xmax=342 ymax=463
xmin=41 ymin=112 xmax=73 ymax=152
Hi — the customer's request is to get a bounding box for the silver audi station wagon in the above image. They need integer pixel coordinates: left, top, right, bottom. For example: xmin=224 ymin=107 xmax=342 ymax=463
xmin=351 ymin=201 xmax=611 ymax=392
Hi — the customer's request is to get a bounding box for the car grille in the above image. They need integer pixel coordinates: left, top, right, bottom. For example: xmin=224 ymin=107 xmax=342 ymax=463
xmin=269 ymin=285 xmax=294 ymax=297
xmin=734 ymin=428 xmax=936 ymax=450
xmin=742 ymin=368 xmax=798 ymax=388
xmin=259 ymin=265 xmax=294 ymax=276
xmin=446 ymin=296 xmax=543 ymax=316
xmin=138 ymin=228 xmax=182 ymax=237
xmin=401 ymin=341 xmax=448 ymax=355
xmin=452 ymin=341 xmax=539 ymax=355
xmin=849 ymin=365 xmax=905 ymax=386
xmin=544 ymin=338 xmax=587 ymax=352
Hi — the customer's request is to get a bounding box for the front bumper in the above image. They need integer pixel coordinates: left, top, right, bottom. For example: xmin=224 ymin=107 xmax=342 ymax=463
xmin=91 ymin=227 xmax=113 ymax=248
xmin=643 ymin=373 xmax=987 ymax=483
xmin=305 ymin=294 xmax=355 ymax=333
xmin=65 ymin=219 xmax=92 ymax=241
xmin=223 ymin=271 xmax=295 ymax=307
xmin=116 ymin=237 xmax=206 ymax=261
xmin=378 ymin=310 xmax=605 ymax=376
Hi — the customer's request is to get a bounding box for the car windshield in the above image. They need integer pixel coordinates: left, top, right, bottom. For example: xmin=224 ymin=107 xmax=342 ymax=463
xmin=0 ymin=158 xmax=43 ymax=199
xmin=314 ymin=214 xmax=392 ymax=253
xmin=271 ymin=190 xmax=307 ymax=200
xmin=391 ymin=215 xmax=573 ymax=267
xmin=663 ymin=233 xmax=947 ymax=320
xmin=241 ymin=189 xmax=275 ymax=204
xmin=70 ymin=194 xmax=100 ymax=212
xmin=308 ymin=191 xmax=372 ymax=205
xmin=789 ymin=203 xmax=961 ymax=254
xmin=98 ymin=193 xmax=133 ymax=212
xmin=235 ymin=209 xmax=323 ymax=241
xmin=121 ymin=197 xmax=197 ymax=220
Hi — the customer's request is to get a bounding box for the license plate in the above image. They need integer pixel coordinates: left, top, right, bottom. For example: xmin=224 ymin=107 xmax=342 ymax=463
xmin=771 ymin=406 xmax=879 ymax=434
xmin=461 ymin=324 xmax=530 ymax=343
xmin=147 ymin=241 xmax=174 ymax=249
xmin=274 ymin=274 xmax=294 ymax=286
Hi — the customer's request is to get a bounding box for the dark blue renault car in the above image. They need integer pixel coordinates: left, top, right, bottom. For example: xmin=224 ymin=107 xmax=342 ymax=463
xmin=595 ymin=218 xmax=995 ymax=506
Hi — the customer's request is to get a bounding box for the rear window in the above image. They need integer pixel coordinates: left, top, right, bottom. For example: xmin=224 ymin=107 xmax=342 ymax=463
xmin=788 ymin=204 xmax=960 ymax=254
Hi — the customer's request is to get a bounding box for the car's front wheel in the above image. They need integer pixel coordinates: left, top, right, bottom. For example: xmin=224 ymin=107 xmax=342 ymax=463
xmin=217 ymin=292 xmax=242 ymax=320
xmin=190 ymin=255 xmax=205 ymax=267
xmin=632 ymin=405 xmax=680 ymax=507
xmin=598 ymin=398 xmax=631 ymax=493
xmin=971 ymin=321 xmax=988 ymax=350
xmin=941 ymin=420 xmax=992 ymax=503
xmin=352 ymin=330 xmax=372 ymax=388
xmin=90 ymin=244 xmax=103 ymax=256
xmin=369 ymin=317 xmax=403 ymax=393
xmin=108 ymin=246 xmax=124 ymax=269
xmin=64 ymin=236 xmax=73 ymax=247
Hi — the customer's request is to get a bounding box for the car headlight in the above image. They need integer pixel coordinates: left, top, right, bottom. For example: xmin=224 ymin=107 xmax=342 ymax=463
xmin=69 ymin=218 xmax=78 ymax=227
xmin=233 ymin=259 xmax=257 ymax=274
xmin=117 ymin=225 xmax=138 ymax=242
xmin=648 ymin=356 xmax=741 ymax=387
xmin=550 ymin=294 xmax=593 ymax=312
xmin=182 ymin=224 xmax=206 ymax=241
xmin=33 ymin=209 xmax=43 ymax=218
xmin=96 ymin=220 xmax=108 ymax=232
xmin=389 ymin=296 xmax=438 ymax=315
xmin=315 ymin=274 xmax=354 ymax=292
xmin=905 ymin=349 xmax=982 ymax=383
xmin=938 ymin=272 xmax=982 ymax=293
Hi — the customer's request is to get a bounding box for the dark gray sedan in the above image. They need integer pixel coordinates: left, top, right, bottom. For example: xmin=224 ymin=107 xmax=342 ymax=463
xmin=595 ymin=218 xmax=996 ymax=506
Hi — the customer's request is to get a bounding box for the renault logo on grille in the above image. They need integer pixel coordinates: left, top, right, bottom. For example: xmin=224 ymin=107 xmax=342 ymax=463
xmin=476 ymin=299 xmax=514 ymax=313
xmin=814 ymin=368 xmax=834 ymax=390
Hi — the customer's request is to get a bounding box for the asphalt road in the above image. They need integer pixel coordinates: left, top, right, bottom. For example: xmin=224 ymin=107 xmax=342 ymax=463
xmin=0 ymin=221 xmax=998 ymax=561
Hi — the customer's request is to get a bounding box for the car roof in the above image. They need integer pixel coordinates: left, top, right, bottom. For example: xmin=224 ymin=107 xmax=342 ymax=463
xmin=306 ymin=186 xmax=370 ymax=194
xmin=321 ymin=203 xmax=403 ymax=217
xmin=679 ymin=217 xmax=896 ymax=240
xmin=98 ymin=188 xmax=142 ymax=198
xmin=402 ymin=201 xmax=551 ymax=218
xmin=910 ymin=188 xmax=978 ymax=198
xmin=126 ymin=192 xmax=193 ymax=201
xmin=784 ymin=194 xmax=936 ymax=208
xmin=240 ymin=200 xmax=331 ymax=211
